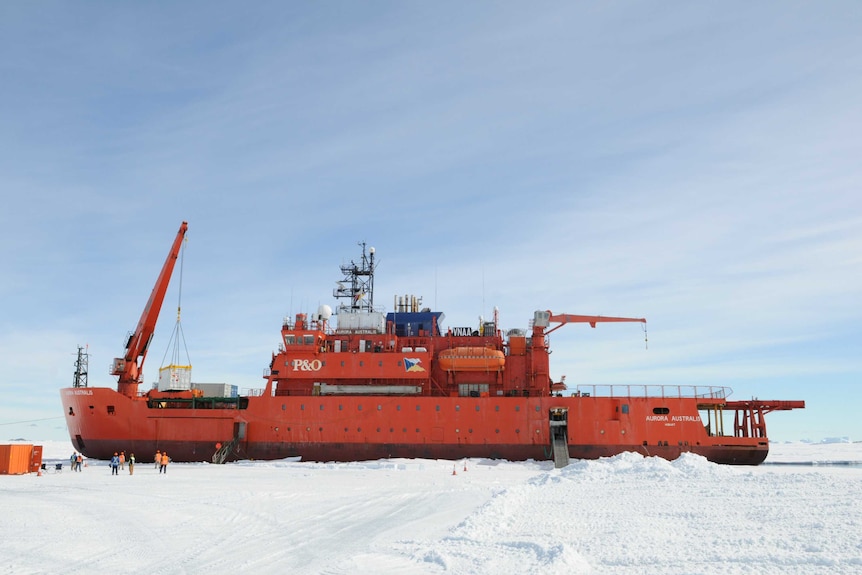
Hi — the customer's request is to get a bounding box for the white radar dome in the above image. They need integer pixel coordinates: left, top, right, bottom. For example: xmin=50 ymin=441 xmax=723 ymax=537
xmin=317 ymin=304 xmax=333 ymax=321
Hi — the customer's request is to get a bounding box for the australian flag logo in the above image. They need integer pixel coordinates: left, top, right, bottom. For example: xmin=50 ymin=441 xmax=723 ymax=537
xmin=404 ymin=357 xmax=426 ymax=372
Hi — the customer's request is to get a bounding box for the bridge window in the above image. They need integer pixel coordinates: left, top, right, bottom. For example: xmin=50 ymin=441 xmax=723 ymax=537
xmin=107 ymin=406 xmax=115 ymax=415
xmin=622 ymin=404 xmax=629 ymax=414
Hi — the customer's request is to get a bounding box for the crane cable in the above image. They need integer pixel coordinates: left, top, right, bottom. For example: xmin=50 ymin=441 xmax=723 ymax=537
xmin=159 ymin=236 xmax=191 ymax=369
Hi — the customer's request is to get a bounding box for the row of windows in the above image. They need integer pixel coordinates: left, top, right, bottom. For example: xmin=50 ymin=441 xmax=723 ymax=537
xmin=282 ymin=403 xmax=542 ymax=412
xmin=276 ymin=426 xmax=518 ymax=434
xmin=289 ymin=360 xmax=403 ymax=368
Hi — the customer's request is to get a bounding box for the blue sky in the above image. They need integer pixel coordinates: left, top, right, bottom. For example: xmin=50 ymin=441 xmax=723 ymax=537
xmin=1 ymin=2 xmax=860 ymax=443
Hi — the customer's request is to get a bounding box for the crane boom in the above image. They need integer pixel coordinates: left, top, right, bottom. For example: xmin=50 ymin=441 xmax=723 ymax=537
xmin=544 ymin=312 xmax=646 ymax=335
xmin=112 ymin=221 xmax=188 ymax=397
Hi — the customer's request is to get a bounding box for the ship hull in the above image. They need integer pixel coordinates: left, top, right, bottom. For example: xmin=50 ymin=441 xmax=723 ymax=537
xmin=61 ymin=387 xmax=769 ymax=465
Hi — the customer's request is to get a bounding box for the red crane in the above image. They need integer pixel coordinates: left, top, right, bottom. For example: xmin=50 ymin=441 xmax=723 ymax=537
xmin=543 ymin=311 xmax=646 ymax=335
xmin=112 ymin=221 xmax=188 ymax=397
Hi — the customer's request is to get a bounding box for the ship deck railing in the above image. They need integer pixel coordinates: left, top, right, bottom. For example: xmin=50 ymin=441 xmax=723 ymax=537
xmin=574 ymin=384 xmax=730 ymax=400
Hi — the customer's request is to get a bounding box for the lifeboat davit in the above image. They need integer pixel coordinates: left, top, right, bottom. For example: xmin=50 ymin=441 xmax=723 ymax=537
xmin=438 ymin=347 xmax=505 ymax=372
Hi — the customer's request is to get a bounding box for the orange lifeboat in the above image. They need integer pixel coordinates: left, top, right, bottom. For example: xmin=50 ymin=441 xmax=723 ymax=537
xmin=437 ymin=347 xmax=505 ymax=372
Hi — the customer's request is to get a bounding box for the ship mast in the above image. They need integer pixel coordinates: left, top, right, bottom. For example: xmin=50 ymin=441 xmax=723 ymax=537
xmin=334 ymin=242 xmax=376 ymax=313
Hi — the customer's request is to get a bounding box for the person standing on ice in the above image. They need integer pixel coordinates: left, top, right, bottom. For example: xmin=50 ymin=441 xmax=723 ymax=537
xmin=128 ymin=453 xmax=135 ymax=475
xmin=119 ymin=451 xmax=125 ymax=471
xmin=110 ymin=452 xmax=120 ymax=476
xmin=154 ymin=449 xmax=161 ymax=470
xmin=70 ymin=452 xmax=77 ymax=471
xmin=76 ymin=453 xmax=83 ymax=472
xmin=159 ymin=452 xmax=169 ymax=474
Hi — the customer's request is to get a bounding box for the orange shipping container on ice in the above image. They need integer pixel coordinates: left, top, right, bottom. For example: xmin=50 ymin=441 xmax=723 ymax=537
xmin=0 ymin=444 xmax=43 ymax=475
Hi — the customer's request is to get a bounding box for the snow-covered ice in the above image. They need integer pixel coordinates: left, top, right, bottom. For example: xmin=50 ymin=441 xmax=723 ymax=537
xmin=1 ymin=441 xmax=860 ymax=574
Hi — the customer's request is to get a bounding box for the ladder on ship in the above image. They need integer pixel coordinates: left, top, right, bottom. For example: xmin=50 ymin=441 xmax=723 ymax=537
xmin=550 ymin=408 xmax=570 ymax=468
xmin=212 ymin=422 xmax=246 ymax=464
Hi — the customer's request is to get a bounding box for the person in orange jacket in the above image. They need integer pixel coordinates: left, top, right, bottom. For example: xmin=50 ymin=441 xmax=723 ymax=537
xmin=154 ymin=449 xmax=161 ymax=470
xmin=159 ymin=452 xmax=169 ymax=474
xmin=119 ymin=451 xmax=125 ymax=470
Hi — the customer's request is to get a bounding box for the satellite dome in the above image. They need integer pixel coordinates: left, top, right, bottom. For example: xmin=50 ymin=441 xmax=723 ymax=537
xmin=317 ymin=304 xmax=333 ymax=321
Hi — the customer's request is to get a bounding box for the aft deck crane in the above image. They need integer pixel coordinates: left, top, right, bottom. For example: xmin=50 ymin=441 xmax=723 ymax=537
xmin=542 ymin=311 xmax=647 ymax=335
xmin=111 ymin=221 xmax=188 ymax=397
